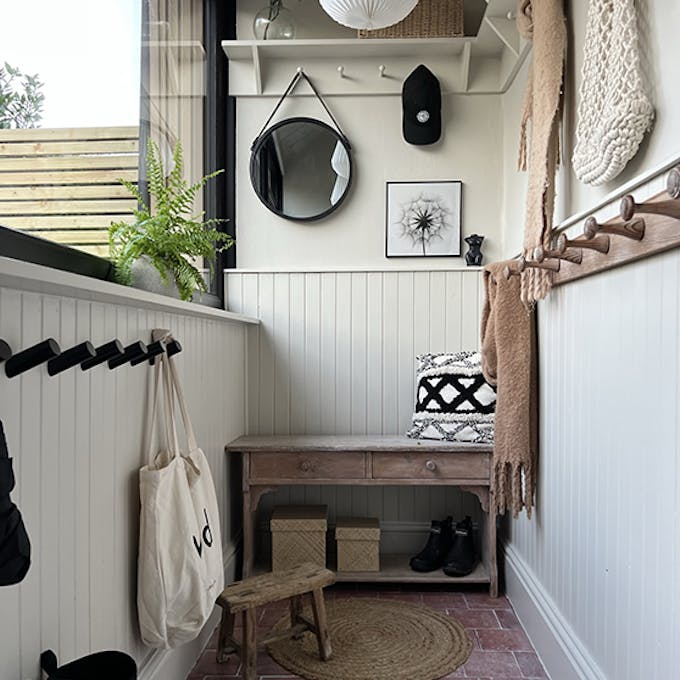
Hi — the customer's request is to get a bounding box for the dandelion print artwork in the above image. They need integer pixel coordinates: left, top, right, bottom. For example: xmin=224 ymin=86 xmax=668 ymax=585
xmin=386 ymin=181 xmax=462 ymax=257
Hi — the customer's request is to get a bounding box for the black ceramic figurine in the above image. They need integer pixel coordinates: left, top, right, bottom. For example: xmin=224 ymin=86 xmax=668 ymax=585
xmin=464 ymin=234 xmax=485 ymax=266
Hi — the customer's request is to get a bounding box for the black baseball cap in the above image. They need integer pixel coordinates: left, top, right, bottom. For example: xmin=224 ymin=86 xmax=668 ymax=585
xmin=402 ymin=65 xmax=441 ymax=145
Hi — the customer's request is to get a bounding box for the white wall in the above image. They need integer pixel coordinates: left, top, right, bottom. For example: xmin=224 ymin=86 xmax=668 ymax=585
xmin=225 ymin=269 xmax=486 ymax=549
xmin=499 ymin=3 xmax=680 ymax=679
xmin=0 ymin=272 xmax=250 ymax=680
xmin=237 ymin=94 xmax=504 ymax=268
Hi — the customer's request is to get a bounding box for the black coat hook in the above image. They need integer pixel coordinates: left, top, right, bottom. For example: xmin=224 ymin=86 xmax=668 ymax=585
xmin=130 ymin=340 xmax=167 ymax=367
xmin=0 ymin=340 xmax=11 ymax=363
xmin=108 ymin=341 xmax=146 ymax=369
xmin=47 ymin=341 xmax=95 ymax=376
xmin=150 ymin=339 xmax=182 ymax=365
xmin=81 ymin=340 xmax=124 ymax=371
xmin=167 ymin=340 xmax=182 ymax=358
xmin=5 ymin=339 xmax=61 ymax=378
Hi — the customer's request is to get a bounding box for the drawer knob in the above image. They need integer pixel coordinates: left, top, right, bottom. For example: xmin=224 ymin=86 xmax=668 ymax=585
xmin=300 ymin=460 xmax=313 ymax=472
xmin=425 ymin=459 xmax=437 ymax=472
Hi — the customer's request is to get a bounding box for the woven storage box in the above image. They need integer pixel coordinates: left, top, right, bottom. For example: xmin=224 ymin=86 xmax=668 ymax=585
xmin=270 ymin=505 xmax=328 ymax=572
xmin=358 ymin=0 xmax=464 ymax=39
xmin=335 ymin=518 xmax=381 ymax=572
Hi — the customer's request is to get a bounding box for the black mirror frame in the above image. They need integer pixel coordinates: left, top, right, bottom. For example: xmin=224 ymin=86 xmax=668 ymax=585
xmin=250 ymin=116 xmax=353 ymax=223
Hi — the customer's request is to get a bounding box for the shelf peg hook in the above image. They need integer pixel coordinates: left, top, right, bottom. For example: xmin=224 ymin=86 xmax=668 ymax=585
xmin=337 ymin=65 xmax=345 ymax=78
xmin=378 ymin=64 xmax=386 ymax=78
xmin=296 ymin=66 xmax=304 ymax=74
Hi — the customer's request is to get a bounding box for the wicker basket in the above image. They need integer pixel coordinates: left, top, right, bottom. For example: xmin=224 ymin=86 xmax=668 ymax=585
xmin=271 ymin=505 xmax=328 ymax=572
xmin=335 ymin=518 xmax=381 ymax=572
xmin=358 ymin=0 xmax=464 ymax=39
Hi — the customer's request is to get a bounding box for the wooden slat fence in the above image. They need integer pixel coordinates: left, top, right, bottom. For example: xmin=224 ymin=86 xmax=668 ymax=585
xmin=0 ymin=126 xmax=139 ymax=257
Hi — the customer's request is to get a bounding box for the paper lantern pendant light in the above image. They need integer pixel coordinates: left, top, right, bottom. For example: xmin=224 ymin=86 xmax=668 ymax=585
xmin=319 ymin=0 xmax=419 ymax=31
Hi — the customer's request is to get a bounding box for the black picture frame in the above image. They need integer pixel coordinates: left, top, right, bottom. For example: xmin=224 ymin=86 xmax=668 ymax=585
xmin=385 ymin=180 xmax=462 ymax=258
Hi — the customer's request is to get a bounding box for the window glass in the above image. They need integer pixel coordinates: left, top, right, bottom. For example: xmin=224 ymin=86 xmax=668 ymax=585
xmin=0 ymin=0 xmax=211 ymax=281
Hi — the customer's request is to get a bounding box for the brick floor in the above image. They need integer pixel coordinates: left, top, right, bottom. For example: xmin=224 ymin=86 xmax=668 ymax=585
xmin=187 ymin=584 xmax=548 ymax=680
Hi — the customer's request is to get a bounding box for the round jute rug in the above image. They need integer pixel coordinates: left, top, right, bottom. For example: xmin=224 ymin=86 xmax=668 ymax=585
xmin=267 ymin=598 xmax=472 ymax=680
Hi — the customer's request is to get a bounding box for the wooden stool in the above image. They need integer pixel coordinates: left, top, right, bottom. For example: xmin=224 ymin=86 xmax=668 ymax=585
xmin=216 ymin=563 xmax=335 ymax=680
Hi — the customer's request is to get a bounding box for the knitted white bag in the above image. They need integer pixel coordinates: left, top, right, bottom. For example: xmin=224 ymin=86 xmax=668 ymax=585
xmin=572 ymin=0 xmax=654 ymax=185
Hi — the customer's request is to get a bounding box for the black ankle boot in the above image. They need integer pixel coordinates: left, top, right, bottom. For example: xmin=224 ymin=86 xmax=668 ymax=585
xmin=443 ymin=516 xmax=478 ymax=577
xmin=409 ymin=517 xmax=453 ymax=572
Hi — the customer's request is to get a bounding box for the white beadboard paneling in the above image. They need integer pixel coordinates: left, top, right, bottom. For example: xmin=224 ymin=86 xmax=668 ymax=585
xmin=506 ymin=249 xmax=680 ymax=680
xmin=225 ymin=269 xmax=485 ymax=533
xmin=0 ymin=285 xmax=249 ymax=680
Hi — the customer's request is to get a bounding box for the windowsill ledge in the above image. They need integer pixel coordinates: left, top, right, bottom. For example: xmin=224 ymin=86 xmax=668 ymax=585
xmin=0 ymin=256 xmax=260 ymax=325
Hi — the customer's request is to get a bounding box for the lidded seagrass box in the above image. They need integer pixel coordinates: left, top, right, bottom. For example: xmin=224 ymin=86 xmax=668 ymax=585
xmin=335 ymin=518 xmax=381 ymax=572
xmin=270 ymin=505 xmax=328 ymax=571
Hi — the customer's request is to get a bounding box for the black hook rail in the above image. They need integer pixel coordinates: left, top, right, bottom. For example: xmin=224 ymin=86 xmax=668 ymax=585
xmin=1 ymin=334 xmax=183 ymax=377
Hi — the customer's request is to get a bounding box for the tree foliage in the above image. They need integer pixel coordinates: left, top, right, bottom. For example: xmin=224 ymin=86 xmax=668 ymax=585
xmin=109 ymin=140 xmax=234 ymax=301
xmin=0 ymin=62 xmax=45 ymax=129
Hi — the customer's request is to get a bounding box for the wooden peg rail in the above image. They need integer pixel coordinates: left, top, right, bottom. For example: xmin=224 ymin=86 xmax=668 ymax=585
xmin=553 ymin=165 xmax=680 ymax=286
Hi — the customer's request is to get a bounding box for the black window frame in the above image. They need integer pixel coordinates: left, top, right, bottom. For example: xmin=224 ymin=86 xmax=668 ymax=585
xmin=0 ymin=0 xmax=237 ymax=308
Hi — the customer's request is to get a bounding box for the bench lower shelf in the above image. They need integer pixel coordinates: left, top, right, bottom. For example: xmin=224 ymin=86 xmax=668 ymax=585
xmin=257 ymin=553 xmax=489 ymax=585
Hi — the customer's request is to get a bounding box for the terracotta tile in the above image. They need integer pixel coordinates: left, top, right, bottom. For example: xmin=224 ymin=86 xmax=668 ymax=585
xmin=460 ymin=650 xmax=521 ymax=676
xmin=447 ymin=607 xmax=500 ymax=629
xmin=191 ymin=650 xmax=241 ymax=676
xmin=378 ymin=591 xmax=424 ymax=603
xmin=464 ymin=593 xmax=511 ymax=610
xmin=255 ymin=652 xmax=293 ymax=675
xmin=496 ymin=609 xmax=522 ymax=629
xmin=476 ymin=629 xmax=533 ymax=652
xmin=420 ymin=592 xmax=468 ymax=609
xmin=514 ymin=651 xmax=548 ymax=678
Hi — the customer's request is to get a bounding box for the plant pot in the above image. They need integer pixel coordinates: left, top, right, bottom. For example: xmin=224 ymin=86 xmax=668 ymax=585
xmin=130 ymin=256 xmax=180 ymax=299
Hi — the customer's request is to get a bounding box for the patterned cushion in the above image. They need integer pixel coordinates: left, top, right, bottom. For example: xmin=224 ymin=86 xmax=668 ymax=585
xmin=406 ymin=351 xmax=496 ymax=444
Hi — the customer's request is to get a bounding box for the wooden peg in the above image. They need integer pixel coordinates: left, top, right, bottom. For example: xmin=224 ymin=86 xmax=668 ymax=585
xmin=620 ymin=193 xmax=680 ymax=221
xmin=534 ymin=243 xmax=582 ymax=265
xmin=502 ymin=262 xmax=522 ymax=279
xmin=667 ymin=165 xmax=680 ymax=199
xmin=583 ymin=215 xmax=645 ymax=241
xmin=517 ymin=255 xmax=560 ymax=273
xmin=556 ymin=232 xmax=610 ymax=255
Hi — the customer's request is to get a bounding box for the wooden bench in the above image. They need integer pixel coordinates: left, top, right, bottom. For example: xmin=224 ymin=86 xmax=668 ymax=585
xmin=216 ymin=563 xmax=336 ymax=680
xmin=226 ymin=434 xmax=498 ymax=596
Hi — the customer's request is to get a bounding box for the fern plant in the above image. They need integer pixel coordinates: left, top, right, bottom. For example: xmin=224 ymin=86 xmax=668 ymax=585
xmin=109 ymin=140 xmax=233 ymax=301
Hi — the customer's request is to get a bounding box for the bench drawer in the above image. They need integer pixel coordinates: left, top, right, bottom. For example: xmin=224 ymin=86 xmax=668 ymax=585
xmin=371 ymin=452 xmax=490 ymax=480
xmin=250 ymin=452 xmax=367 ymax=480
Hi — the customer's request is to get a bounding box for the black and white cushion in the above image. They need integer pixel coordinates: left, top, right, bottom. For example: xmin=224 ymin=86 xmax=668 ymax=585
xmin=406 ymin=351 xmax=496 ymax=444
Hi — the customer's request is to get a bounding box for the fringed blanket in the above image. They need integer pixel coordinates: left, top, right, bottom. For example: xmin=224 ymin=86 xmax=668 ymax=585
xmin=481 ymin=263 xmax=538 ymax=518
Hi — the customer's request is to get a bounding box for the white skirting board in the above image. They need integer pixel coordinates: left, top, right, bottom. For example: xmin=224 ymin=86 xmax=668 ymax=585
xmin=138 ymin=539 xmax=240 ymax=680
xmin=504 ymin=543 xmax=606 ymax=680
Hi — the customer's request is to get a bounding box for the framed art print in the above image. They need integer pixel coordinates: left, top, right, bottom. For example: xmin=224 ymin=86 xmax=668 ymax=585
xmin=385 ymin=181 xmax=462 ymax=258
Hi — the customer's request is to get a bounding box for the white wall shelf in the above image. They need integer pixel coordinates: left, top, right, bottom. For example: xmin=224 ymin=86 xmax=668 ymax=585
xmin=223 ymin=2 xmax=530 ymax=97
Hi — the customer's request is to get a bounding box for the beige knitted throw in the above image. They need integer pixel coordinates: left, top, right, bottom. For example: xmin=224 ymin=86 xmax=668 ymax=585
xmin=481 ymin=263 xmax=538 ymax=518
xmin=517 ymin=0 xmax=567 ymax=306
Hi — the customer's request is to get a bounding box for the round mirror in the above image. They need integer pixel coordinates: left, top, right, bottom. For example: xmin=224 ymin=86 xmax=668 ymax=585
xmin=250 ymin=117 xmax=353 ymax=222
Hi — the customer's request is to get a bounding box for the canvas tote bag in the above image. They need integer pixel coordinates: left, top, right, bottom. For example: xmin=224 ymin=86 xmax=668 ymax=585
xmin=137 ymin=351 xmax=224 ymax=648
